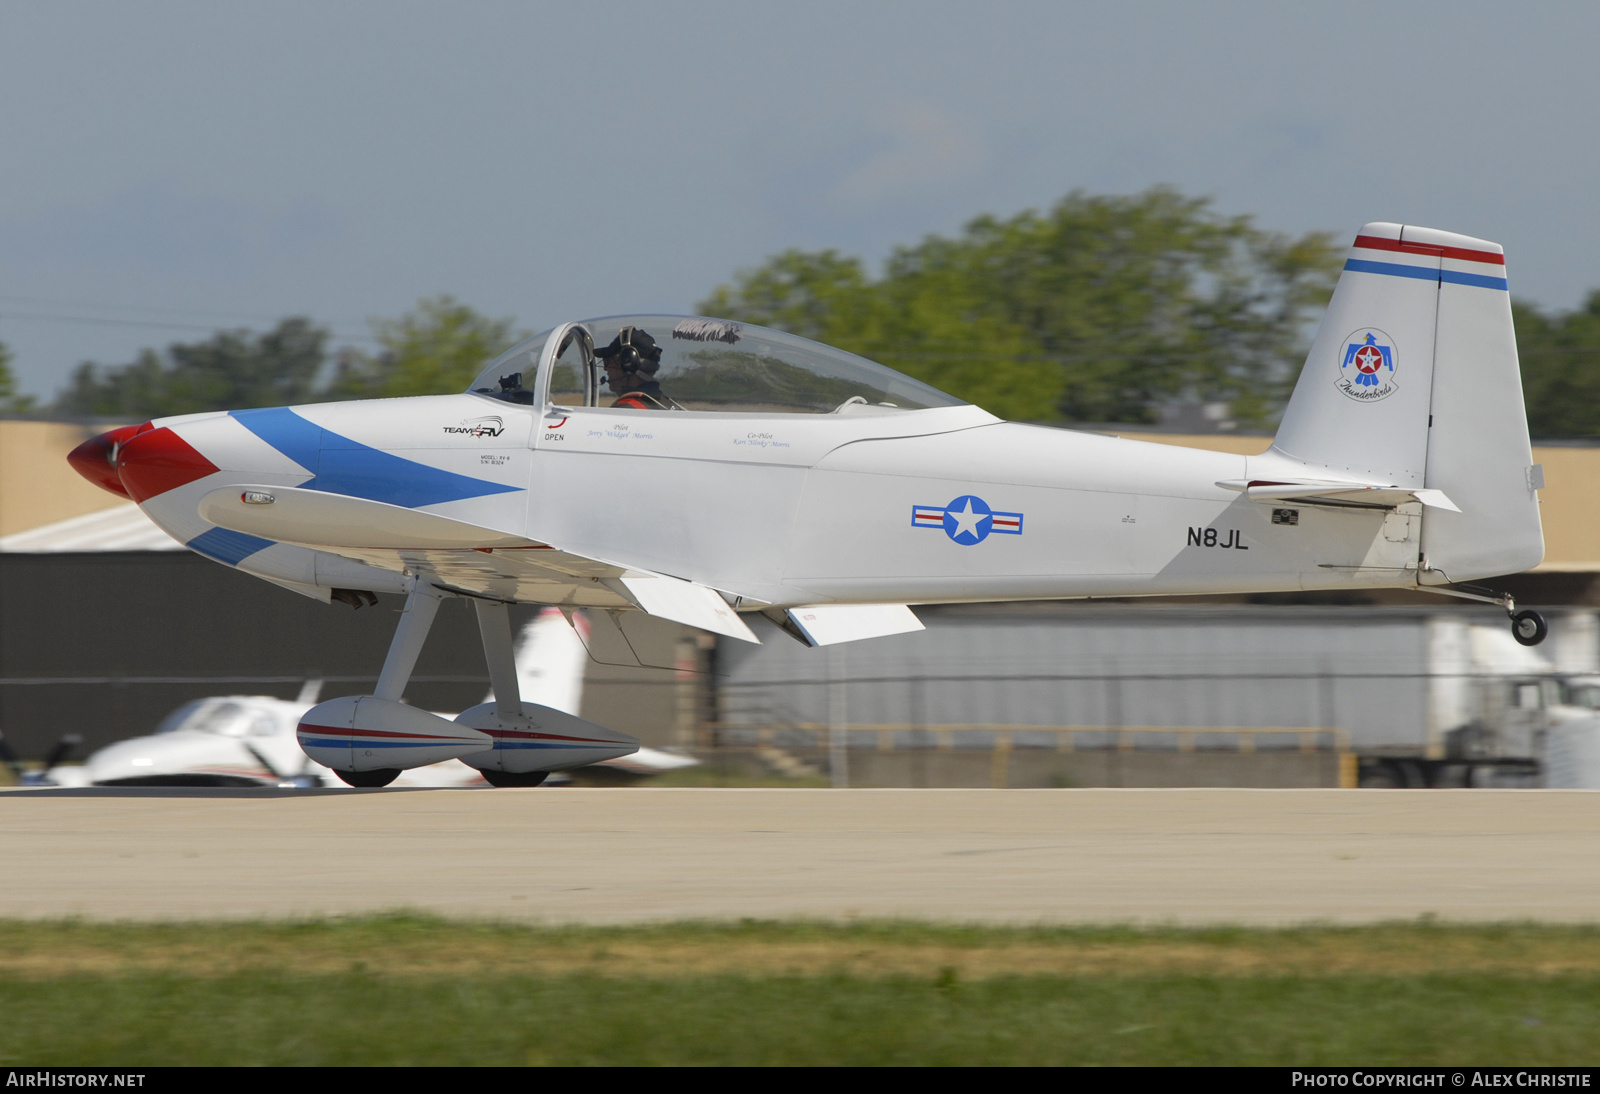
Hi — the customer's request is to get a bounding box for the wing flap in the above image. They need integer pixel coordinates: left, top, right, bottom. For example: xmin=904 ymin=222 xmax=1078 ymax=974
xmin=618 ymin=573 xmax=760 ymax=644
xmin=779 ymin=603 xmax=924 ymax=647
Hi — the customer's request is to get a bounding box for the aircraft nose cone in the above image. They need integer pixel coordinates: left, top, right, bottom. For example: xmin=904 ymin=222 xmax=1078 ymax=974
xmin=112 ymin=425 xmax=222 ymax=503
xmin=66 ymin=424 xmax=149 ymax=498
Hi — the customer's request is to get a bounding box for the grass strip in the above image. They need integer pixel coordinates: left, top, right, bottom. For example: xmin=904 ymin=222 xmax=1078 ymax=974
xmin=3 ymin=973 xmax=1598 ymax=1066
xmin=3 ymin=918 xmax=1599 ymax=1065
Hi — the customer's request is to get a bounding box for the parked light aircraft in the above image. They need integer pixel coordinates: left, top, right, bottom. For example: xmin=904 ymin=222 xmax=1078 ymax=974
xmin=68 ymin=222 xmax=1549 ymax=787
xmin=37 ymin=610 xmax=697 ymax=788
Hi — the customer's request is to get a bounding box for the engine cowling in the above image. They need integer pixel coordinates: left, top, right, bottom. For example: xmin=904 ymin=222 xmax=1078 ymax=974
xmin=297 ymin=696 xmax=493 ymax=772
xmin=454 ymin=702 xmax=639 ymax=774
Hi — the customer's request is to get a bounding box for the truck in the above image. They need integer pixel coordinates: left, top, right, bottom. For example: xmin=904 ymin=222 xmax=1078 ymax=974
xmin=711 ymin=603 xmax=1600 ymax=788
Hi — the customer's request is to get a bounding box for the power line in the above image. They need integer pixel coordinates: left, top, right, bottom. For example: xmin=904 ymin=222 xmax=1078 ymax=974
xmin=0 ymin=292 xmax=300 ymax=325
xmin=0 ymin=293 xmax=383 ymax=345
xmin=0 ymin=309 xmax=381 ymax=346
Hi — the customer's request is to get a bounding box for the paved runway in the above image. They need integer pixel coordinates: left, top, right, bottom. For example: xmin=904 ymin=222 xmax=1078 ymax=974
xmin=3 ymin=788 xmax=1597 ymax=924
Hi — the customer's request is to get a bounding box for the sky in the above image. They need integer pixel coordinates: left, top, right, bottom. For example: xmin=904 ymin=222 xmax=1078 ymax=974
xmin=2 ymin=1 xmax=1598 ymax=398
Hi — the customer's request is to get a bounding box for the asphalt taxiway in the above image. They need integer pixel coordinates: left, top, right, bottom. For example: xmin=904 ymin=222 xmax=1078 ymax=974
xmin=2 ymin=787 xmax=1596 ymax=924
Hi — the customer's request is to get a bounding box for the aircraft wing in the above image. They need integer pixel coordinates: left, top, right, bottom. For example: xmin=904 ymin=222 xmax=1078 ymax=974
xmin=197 ymin=484 xmax=761 ymax=642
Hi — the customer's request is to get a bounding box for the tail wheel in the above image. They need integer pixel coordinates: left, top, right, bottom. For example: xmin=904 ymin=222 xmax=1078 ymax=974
xmin=333 ymin=768 xmax=401 ymax=788
xmin=481 ymin=769 xmax=550 ymax=788
xmin=1512 ymin=609 xmax=1548 ymax=647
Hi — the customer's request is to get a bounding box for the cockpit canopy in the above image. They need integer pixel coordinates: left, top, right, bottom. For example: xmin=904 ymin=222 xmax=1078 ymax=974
xmin=154 ymin=699 xmax=279 ymax=738
xmin=468 ymin=315 xmax=965 ymax=414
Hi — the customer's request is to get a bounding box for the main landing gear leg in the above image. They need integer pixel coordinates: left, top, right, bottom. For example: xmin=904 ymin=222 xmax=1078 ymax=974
xmin=330 ymin=581 xmax=448 ymax=788
xmin=474 ymin=599 xmax=523 ymax=720
xmin=470 ymin=599 xmax=553 ymax=788
xmin=375 ymin=582 xmax=447 ymax=701
xmin=1415 ymin=582 xmax=1546 ymax=647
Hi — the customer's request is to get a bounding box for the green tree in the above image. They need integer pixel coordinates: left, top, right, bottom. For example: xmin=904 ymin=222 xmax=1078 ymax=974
xmin=55 ymin=319 xmax=327 ymax=418
xmin=698 ymin=249 xmax=873 ymax=344
xmin=1517 ymin=291 xmax=1600 ymax=437
xmin=330 ymin=296 xmax=520 ymax=399
xmin=0 ymin=340 xmax=38 ymax=414
xmin=701 ymin=187 xmax=1341 ymax=424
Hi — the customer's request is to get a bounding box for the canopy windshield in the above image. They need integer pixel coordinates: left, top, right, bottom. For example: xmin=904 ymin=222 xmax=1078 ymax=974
xmin=469 ymin=316 xmax=964 ymax=414
xmin=464 ymin=329 xmax=552 ymax=406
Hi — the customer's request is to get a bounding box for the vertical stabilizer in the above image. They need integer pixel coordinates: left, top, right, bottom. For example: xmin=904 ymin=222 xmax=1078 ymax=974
xmin=1271 ymin=223 xmax=1440 ymax=486
xmin=1266 ymin=223 xmax=1542 ymax=582
xmin=516 ymin=608 xmax=589 ymax=715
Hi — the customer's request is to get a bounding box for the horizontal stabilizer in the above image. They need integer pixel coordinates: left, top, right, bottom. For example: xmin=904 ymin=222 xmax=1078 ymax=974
xmin=781 ymin=603 xmax=925 ymax=647
xmin=199 ymin=485 xmax=535 ymax=549
xmin=1216 ymin=479 xmax=1460 ymax=512
xmin=618 ymin=572 xmax=760 ymax=643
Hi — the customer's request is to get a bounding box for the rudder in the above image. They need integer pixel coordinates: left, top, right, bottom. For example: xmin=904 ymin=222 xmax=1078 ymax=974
xmin=1267 ymin=222 xmax=1542 ymax=583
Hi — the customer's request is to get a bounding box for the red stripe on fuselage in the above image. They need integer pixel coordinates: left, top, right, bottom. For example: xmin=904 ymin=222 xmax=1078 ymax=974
xmin=1351 ymin=234 xmax=1504 ymax=266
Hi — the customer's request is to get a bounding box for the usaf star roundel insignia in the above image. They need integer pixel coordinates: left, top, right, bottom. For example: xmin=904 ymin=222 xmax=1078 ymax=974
xmin=1336 ymin=328 xmax=1399 ymax=403
xmin=911 ymin=495 xmax=1024 ymax=545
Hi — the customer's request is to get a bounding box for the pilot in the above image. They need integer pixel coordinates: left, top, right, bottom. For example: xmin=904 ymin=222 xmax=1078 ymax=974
xmin=597 ymin=326 xmax=671 ymax=410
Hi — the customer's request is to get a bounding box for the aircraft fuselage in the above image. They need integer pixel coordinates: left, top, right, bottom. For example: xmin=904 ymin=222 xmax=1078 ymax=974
xmin=117 ymin=393 xmax=1423 ymax=611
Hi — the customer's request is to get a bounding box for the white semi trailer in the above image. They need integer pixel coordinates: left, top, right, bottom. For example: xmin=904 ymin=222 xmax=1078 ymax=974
xmin=714 ymin=604 xmax=1600 ymax=787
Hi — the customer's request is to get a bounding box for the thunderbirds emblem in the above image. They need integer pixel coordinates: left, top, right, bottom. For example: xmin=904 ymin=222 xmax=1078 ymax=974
xmin=912 ymin=495 xmax=1023 ymax=546
xmin=1336 ymin=329 xmax=1398 ymax=402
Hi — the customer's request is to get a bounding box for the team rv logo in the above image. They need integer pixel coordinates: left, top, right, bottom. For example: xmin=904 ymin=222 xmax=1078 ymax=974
xmin=1336 ymin=329 xmax=1399 ymax=402
xmin=443 ymin=416 xmax=505 ymax=438
xmin=912 ymin=495 xmax=1024 ymax=546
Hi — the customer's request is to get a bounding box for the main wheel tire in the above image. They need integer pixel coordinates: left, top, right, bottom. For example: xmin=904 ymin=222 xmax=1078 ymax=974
xmin=333 ymin=767 xmax=401 ymax=788
xmin=481 ymin=769 xmax=550 ymax=788
xmin=1512 ymin=609 xmax=1548 ymax=647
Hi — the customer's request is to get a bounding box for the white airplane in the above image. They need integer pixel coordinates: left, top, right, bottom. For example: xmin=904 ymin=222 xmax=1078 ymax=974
xmin=67 ymin=221 xmax=1547 ymax=787
xmin=37 ymin=609 xmax=697 ymax=788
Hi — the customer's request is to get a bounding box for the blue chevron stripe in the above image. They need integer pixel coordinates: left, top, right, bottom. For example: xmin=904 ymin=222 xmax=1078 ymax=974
xmin=188 ymin=526 xmax=275 ymax=565
xmin=230 ymin=407 xmax=520 ymax=508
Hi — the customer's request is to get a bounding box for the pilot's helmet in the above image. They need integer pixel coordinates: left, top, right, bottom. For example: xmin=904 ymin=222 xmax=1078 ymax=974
xmin=596 ymin=326 xmax=662 ymax=376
